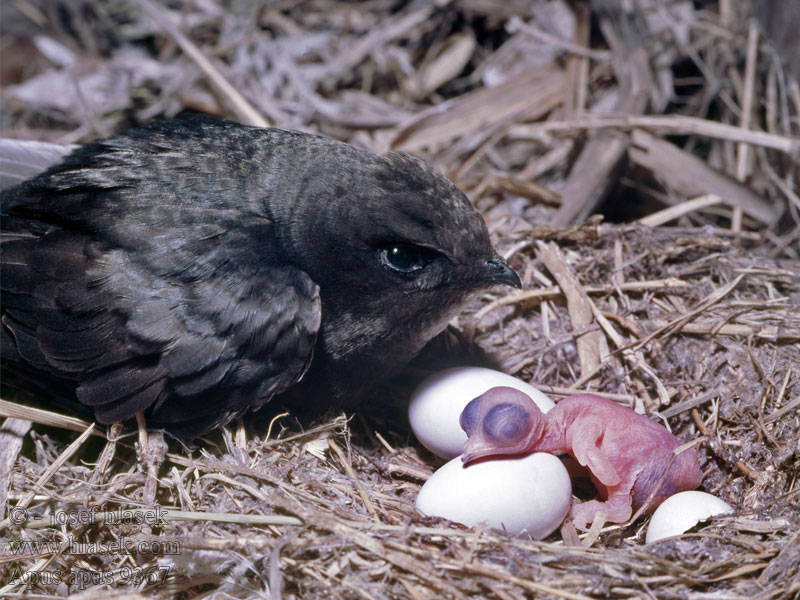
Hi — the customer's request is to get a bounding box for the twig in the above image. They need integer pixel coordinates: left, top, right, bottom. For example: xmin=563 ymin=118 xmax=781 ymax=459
xmin=733 ymin=21 xmax=761 ymax=231
xmin=507 ymin=114 xmax=800 ymax=155
xmin=537 ymin=241 xmax=605 ymax=377
xmin=507 ymin=16 xmax=610 ymax=62
xmin=137 ymin=0 xmax=268 ymax=127
xmin=649 ymin=320 xmax=800 ymax=342
xmin=328 ymin=439 xmax=379 ymax=522
xmin=638 ymin=194 xmax=723 ymax=227
xmin=0 ymin=422 xmax=94 ymax=530
xmin=0 ymin=398 xmax=104 ymax=437
xmin=588 ymin=297 xmax=671 ymax=406
xmin=629 ymin=274 xmax=746 ymax=352
xmin=472 ymin=278 xmax=688 ymax=328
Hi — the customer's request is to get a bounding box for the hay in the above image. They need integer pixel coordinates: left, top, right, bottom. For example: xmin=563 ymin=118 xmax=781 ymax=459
xmin=1 ymin=0 xmax=798 ymax=598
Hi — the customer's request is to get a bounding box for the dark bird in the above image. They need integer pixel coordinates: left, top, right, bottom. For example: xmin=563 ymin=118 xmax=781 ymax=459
xmin=1 ymin=115 xmax=520 ymax=437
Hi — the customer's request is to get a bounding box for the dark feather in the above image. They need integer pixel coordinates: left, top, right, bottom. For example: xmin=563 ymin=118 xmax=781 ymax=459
xmin=1 ymin=114 xmax=519 ymax=437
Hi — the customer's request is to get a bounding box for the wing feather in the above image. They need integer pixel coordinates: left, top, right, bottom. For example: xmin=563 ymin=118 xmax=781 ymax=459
xmin=2 ymin=220 xmax=321 ymax=436
xmin=1 ymin=118 xmax=323 ymax=437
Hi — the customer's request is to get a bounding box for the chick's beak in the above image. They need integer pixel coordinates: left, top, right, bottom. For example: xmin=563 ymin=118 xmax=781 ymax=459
xmin=484 ymin=256 xmax=522 ymax=289
xmin=461 ymin=438 xmax=503 ymax=465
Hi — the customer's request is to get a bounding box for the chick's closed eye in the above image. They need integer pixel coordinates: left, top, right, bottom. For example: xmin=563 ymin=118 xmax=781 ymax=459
xmin=483 ymin=403 xmax=530 ymax=444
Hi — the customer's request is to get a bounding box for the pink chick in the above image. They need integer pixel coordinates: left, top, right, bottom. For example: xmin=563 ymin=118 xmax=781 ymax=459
xmin=460 ymin=387 xmax=704 ymax=528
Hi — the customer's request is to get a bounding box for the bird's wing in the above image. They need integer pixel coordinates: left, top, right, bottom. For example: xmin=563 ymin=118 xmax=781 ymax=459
xmin=1 ymin=227 xmax=321 ymax=437
xmin=0 ymin=139 xmax=76 ymax=191
xmin=568 ymin=420 xmax=621 ymax=487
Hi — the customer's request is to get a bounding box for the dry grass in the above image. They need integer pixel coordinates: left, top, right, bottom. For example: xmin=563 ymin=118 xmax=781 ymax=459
xmin=1 ymin=0 xmax=799 ymax=598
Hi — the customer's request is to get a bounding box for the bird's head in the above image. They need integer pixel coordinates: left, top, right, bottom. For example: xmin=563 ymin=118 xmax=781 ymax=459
xmin=270 ymin=141 xmax=520 ymax=320
xmin=459 ymin=386 xmax=547 ymax=464
xmin=360 ymin=150 xmax=521 ymax=299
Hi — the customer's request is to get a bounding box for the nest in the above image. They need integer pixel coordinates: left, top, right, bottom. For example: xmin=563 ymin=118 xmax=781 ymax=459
xmin=1 ymin=1 xmax=798 ymax=598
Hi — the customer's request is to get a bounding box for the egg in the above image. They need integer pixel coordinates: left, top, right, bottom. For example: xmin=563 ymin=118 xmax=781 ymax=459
xmin=645 ymin=491 xmax=733 ymax=543
xmin=416 ymin=452 xmax=571 ymax=538
xmin=408 ymin=367 xmax=555 ymax=460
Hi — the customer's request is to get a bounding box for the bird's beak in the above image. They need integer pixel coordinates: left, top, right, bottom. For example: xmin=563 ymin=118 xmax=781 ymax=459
xmin=461 ymin=438 xmax=505 ymax=465
xmin=461 ymin=449 xmax=485 ymax=465
xmin=483 ymin=256 xmax=522 ymax=289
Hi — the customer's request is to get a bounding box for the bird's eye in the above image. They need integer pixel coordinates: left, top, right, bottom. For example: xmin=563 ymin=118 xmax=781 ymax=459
xmin=379 ymin=243 xmax=433 ymax=275
xmin=483 ymin=403 xmax=530 ymax=444
xmin=460 ymin=397 xmax=482 ymax=436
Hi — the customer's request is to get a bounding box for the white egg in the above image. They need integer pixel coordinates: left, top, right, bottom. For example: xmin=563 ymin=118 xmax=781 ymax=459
xmin=408 ymin=367 xmax=555 ymax=460
xmin=646 ymin=491 xmax=733 ymax=543
xmin=416 ymin=452 xmax=571 ymax=538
